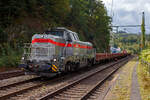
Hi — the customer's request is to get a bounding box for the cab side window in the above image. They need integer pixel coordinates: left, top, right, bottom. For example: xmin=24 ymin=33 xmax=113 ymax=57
xmin=66 ymin=32 xmax=72 ymax=42
xmin=76 ymin=35 xmax=79 ymax=41
xmin=72 ymin=33 xmax=77 ymax=40
xmin=74 ymin=33 xmax=79 ymax=41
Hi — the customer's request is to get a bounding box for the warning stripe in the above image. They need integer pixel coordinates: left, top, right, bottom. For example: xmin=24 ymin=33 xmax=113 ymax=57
xmin=52 ymin=64 xmax=58 ymax=70
xmin=52 ymin=67 xmax=56 ymax=72
xmin=32 ymin=38 xmax=92 ymax=49
xmin=32 ymin=38 xmax=72 ymax=47
xmin=51 ymin=64 xmax=57 ymax=72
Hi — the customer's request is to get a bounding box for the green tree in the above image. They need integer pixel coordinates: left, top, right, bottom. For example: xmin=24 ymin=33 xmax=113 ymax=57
xmin=141 ymin=12 xmax=146 ymax=49
xmin=67 ymin=0 xmax=111 ymax=52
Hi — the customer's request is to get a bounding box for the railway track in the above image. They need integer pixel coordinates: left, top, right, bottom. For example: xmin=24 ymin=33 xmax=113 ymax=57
xmin=0 ymin=70 xmax=24 ymax=80
xmin=0 ymin=77 xmax=41 ymax=90
xmin=0 ymin=72 xmax=78 ymax=100
xmin=39 ymin=57 xmax=130 ymax=100
xmin=0 ymin=76 xmax=43 ymax=100
xmin=0 ymin=56 xmax=131 ymax=100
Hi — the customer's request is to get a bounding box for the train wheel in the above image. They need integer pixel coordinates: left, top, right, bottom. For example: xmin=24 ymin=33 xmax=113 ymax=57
xmin=87 ymin=59 xmax=92 ymax=67
xmin=70 ymin=63 xmax=75 ymax=72
xmin=65 ymin=63 xmax=71 ymax=72
xmin=73 ymin=63 xmax=79 ymax=71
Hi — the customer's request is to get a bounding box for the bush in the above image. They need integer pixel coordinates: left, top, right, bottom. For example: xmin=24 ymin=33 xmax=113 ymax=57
xmin=140 ymin=49 xmax=150 ymax=62
xmin=0 ymin=43 xmax=23 ymax=67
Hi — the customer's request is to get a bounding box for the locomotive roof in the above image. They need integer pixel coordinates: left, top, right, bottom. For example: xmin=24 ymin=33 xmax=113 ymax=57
xmin=50 ymin=27 xmax=77 ymax=34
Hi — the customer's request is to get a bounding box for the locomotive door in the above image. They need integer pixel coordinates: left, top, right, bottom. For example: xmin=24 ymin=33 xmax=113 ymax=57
xmin=64 ymin=32 xmax=73 ymax=56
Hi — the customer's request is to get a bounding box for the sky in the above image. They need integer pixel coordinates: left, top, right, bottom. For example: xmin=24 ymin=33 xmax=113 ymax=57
xmin=102 ymin=0 xmax=150 ymax=34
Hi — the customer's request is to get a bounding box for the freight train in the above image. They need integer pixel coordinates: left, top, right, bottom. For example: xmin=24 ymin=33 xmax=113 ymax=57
xmin=19 ymin=27 xmax=129 ymax=76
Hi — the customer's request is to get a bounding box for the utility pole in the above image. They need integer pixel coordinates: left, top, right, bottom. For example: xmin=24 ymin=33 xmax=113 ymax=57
xmin=141 ymin=12 xmax=146 ymax=49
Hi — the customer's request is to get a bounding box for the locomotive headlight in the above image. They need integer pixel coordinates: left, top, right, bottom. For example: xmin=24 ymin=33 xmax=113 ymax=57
xmin=53 ymin=59 xmax=57 ymax=62
xmin=22 ymin=57 xmax=25 ymax=60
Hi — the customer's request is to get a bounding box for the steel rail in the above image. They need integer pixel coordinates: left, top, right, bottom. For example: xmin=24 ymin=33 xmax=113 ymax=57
xmin=0 ymin=56 xmax=131 ymax=100
xmin=0 ymin=83 xmax=43 ymax=100
xmin=81 ymin=58 xmax=129 ymax=100
xmin=39 ymin=56 xmax=130 ymax=100
xmin=0 ymin=70 xmax=24 ymax=80
xmin=0 ymin=70 xmax=77 ymax=100
xmin=0 ymin=77 xmax=41 ymax=90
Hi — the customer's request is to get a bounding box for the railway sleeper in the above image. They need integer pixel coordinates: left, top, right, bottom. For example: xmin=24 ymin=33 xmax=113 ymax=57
xmin=54 ymin=96 xmax=80 ymax=100
xmin=56 ymin=94 xmax=81 ymax=98
xmin=64 ymin=90 xmax=87 ymax=94
xmin=63 ymin=90 xmax=86 ymax=94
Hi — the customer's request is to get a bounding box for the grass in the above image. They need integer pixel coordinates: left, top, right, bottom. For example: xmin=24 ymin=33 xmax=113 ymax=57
xmin=137 ymin=62 xmax=150 ymax=100
xmin=105 ymin=59 xmax=137 ymax=100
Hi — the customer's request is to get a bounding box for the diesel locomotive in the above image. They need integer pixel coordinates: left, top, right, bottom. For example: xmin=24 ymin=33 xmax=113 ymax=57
xmin=19 ymin=27 xmax=129 ymax=76
xmin=20 ymin=27 xmax=96 ymax=76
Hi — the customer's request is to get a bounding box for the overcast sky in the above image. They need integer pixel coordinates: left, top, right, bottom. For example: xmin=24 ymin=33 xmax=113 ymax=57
xmin=102 ymin=0 xmax=150 ymax=34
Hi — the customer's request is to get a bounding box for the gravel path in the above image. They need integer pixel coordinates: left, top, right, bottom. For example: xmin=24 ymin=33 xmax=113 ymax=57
xmin=131 ymin=62 xmax=141 ymax=100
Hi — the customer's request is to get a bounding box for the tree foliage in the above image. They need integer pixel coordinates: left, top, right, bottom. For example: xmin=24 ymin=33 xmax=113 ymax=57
xmin=0 ymin=0 xmax=111 ymax=53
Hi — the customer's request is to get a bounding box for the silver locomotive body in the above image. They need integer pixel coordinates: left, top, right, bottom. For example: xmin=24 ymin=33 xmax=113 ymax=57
xmin=20 ymin=27 xmax=95 ymax=76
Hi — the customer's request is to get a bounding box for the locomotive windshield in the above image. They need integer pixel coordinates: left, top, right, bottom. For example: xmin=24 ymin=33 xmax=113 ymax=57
xmin=44 ymin=31 xmax=64 ymax=37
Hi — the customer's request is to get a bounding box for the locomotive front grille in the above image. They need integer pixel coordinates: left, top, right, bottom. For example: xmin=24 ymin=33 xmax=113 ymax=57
xmin=32 ymin=47 xmax=49 ymax=57
xmin=24 ymin=43 xmax=55 ymax=61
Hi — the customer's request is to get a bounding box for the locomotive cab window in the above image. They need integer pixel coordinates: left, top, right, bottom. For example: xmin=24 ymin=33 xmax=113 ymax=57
xmin=72 ymin=33 xmax=78 ymax=41
xmin=44 ymin=31 xmax=64 ymax=37
xmin=66 ymin=32 xmax=73 ymax=42
xmin=74 ymin=33 xmax=79 ymax=41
